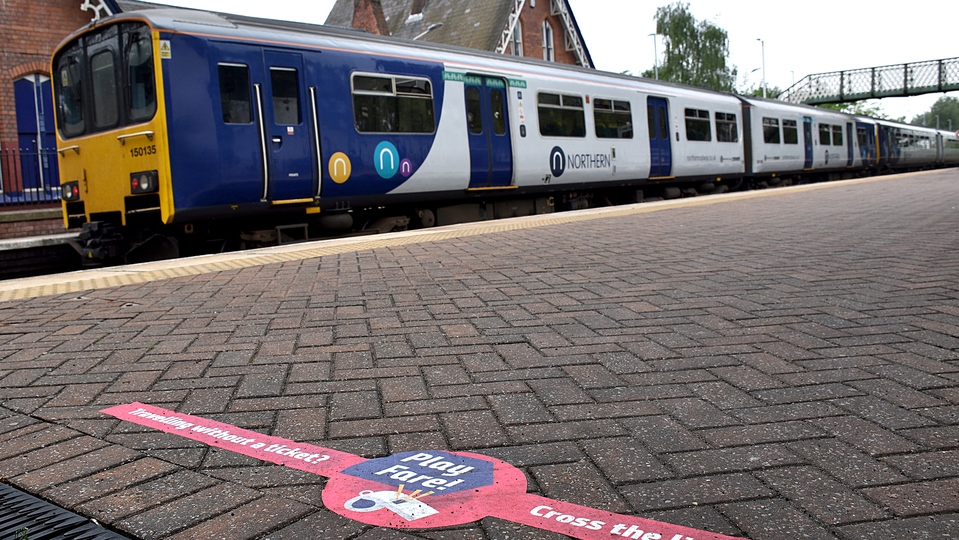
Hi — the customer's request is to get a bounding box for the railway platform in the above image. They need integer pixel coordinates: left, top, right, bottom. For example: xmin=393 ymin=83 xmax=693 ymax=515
xmin=0 ymin=169 xmax=958 ymax=539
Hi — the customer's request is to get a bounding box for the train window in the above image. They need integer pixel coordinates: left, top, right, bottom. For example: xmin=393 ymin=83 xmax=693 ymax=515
xmin=594 ymin=99 xmax=633 ymax=139
xmin=715 ymin=112 xmax=737 ymax=143
xmin=56 ymin=53 xmax=85 ymax=137
xmin=354 ymin=75 xmax=393 ymax=94
xmin=126 ymin=35 xmax=156 ymax=122
xmin=857 ymin=126 xmax=869 ymax=148
xmin=352 ymin=73 xmax=435 ymax=133
xmin=538 ymin=92 xmax=585 ymax=137
xmin=396 ymin=78 xmax=431 ymax=96
xmin=819 ymin=124 xmax=831 ymax=145
xmin=270 ymin=68 xmax=301 ymax=125
xmin=782 ymin=120 xmax=799 ymax=144
xmin=832 ymin=125 xmax=844 ymax=146
xmin=91 ymin=50 xmax=119 ymax=129
xmin=218 ymin=64 xmax=252 ymax=124
xmin=762 ymin=117 xmax=780 ymax=144
xmin=684 ymin=108 xmax=710 ymax=141
xmin=490 ymin=89 xmax=507 ymax=135
xmin=466 ymin=87 xmax=482 ymax=134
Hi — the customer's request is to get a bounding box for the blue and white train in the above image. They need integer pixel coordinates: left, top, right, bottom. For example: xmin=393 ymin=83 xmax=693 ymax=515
xmin=51 ymin=8 xmax=959 ymax=261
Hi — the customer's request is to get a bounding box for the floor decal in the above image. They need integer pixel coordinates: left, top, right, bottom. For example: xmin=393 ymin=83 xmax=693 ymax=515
xmin=102 ymin=403 xmax=744 ymax=540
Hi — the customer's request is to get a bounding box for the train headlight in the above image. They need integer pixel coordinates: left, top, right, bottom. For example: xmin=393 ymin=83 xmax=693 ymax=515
xmin=131 ymin=170 xmax=159 ymax=194
xmin=61 ymin=181 xmax=80 ymax=201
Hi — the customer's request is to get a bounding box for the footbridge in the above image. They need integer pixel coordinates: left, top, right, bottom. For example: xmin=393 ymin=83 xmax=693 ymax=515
xmin=779 ymin=57 xmax=959 ymax=105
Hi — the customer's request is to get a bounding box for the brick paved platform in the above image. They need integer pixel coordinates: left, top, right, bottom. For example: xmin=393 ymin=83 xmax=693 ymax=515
xmin=1 ymin=170 xmax=958 ymax=539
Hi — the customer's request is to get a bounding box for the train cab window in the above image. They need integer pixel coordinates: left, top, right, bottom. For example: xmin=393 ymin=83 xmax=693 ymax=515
xmin=270 ymin=68 xmax=301 ymax=125
xmin=218 ymin=64 xmax=252 ymax=124
xmin=91 ymin=50 xmax=119 ymax=129
xmin=594 ymin=99 xmax=633 ymax=139
xmin=762 ymin=117 xmax=780 ymax=144
xmin=466 ymin=87 xmax=483 ymax=134
xmin=685 ymin=108 xmax=711 ymax=141
xmin=832 ymin=125 xmax=844 ymax=146
xmin=53 ymin=21 xmax=158 ymax=139
xmin=352 ymin=74 xmax=435 ymax=133
xmin=538 ymin=92 xmax=586 ymax=137
xmin=783 ymin=120 xmax=799 ymax=144
xmin=126 ymin=34 xmax=156 ymax=122
xmin=55 ymin=52 xmax=85 ymax=137
xmin=715 ymin=112 xmax=738 ymax=142
xmin=819 ymin=124 xmax=832 ymax=145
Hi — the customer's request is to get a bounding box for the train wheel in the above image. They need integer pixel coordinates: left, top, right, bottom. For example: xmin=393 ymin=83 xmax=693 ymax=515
xmin=417 ymin=209 xmax=436 ymax=228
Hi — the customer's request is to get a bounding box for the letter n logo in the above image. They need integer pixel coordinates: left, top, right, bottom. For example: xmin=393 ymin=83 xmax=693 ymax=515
xmin=549 ymin=147 xmax=566 ymax=178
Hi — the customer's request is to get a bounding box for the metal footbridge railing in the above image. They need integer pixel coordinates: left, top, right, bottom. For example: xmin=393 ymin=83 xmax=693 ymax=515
xmin=779 ymin=57 xmax=959 ymax=105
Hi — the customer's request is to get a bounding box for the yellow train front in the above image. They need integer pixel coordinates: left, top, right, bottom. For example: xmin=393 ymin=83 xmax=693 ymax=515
xmin=54 ymin=19 xmax=178 ymax=262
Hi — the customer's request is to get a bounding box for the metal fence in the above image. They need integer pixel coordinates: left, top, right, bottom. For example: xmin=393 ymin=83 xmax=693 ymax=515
xmin=0 ymin=148 xmax=62 ymax=208
xmin=779 ymin=57 xmax=959 ymax=106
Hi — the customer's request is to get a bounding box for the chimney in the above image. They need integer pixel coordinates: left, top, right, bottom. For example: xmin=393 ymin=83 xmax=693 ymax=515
xmin=410 ymin=0 xmax=427 ymax=16
xmin=352 ymin=0 xmax=390 ymax=36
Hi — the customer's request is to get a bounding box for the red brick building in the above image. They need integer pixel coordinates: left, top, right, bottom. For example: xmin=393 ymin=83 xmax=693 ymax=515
xmin=0 ymin=0 xmax=119 ymax=236
xmin=325 ymin=0 xmax=594 ymax=68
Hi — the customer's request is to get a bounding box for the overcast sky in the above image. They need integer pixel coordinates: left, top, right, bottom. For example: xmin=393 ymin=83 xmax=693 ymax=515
xmin=147 ymin=0 xmax=958 ymax=124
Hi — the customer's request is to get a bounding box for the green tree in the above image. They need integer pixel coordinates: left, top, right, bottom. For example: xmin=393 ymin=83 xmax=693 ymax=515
xmin=910 ymin=96 xmax=959 ymax=130
xmin=641 ymin=3 xmax=737 ymax=92
xmin=819 ymin=101 xmax=903 ymax=122
xmin=743 ymin=84 xmax=783 ymax=99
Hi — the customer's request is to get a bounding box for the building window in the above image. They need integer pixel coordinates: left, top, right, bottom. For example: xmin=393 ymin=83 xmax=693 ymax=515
xmin=783 ymin=119 xmax=799 ymax=144
xmin=542 ymin=21 xmax=554 ymax=62
xmin=715 ymin=112 xmax=738 ymax=142
xmin=352 ymin=74 xmax=435 ymax=133
xmin=594 ymin=99 xmax=632 ymax=139
xmin=538 ymin=92 xmax=585 ymax=137
xmin=684 ymin=108 xmax=711 ymax=141
xmin=511 ymin=20 xmax=523 ymax=56
xmin=763 ymin=117 xmax=781 ymax=144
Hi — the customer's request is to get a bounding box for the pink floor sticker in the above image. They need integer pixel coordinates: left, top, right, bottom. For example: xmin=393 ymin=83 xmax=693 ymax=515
xmin=102 ymin=403 xmax=744 ymax=540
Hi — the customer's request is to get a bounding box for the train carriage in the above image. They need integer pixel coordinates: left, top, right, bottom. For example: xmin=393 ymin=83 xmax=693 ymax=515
xmin=938 ymin=130 xmax=959 ymax=165
xmin=50 ymin=7 xmax=955 ymax=263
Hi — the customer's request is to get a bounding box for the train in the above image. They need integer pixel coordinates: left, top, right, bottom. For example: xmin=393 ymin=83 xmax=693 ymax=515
xmin=51 ymin=8 xmax=959 ymax=263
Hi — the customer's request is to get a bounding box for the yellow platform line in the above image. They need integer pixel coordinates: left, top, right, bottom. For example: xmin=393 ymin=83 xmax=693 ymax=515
xmin=0 ymin=171 xmax=939 ymax=302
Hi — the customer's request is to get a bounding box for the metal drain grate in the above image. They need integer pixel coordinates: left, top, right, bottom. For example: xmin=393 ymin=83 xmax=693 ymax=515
xmin=0 ymin=482 xmax=130 ymax=539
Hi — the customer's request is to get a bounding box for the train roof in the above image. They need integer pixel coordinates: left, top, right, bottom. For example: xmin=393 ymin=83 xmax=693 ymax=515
xmin=62 ymin=6 xmax=740 ymax=105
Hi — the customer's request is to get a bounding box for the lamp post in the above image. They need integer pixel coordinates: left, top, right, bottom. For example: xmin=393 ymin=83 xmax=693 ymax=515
xmin=649 ymin=33 xmax=658 ymax=79
xmin=756 ymin=38 xmax=766 ymax=98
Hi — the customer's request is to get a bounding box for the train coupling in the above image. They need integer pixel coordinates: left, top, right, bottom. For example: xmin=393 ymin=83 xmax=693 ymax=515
xmin=69 ymin=222 xmax=123 ymax=266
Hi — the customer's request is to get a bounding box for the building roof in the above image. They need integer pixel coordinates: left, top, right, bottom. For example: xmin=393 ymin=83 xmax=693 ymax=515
xmin=325 ymin=0 xmax=593 ymax=67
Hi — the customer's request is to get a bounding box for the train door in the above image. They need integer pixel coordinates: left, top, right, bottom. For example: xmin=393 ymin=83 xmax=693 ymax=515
xmin=261 ymin=50 xmax=316 ymax=201
xmin=878 ymin=125 xmax=900 ymax=166
xmin=856 ymin=122 xmax=876 ymax=165
xmin=647 ymin=97 xmax=672 ymax=178
xmin=465 ymin=77 xmax=513 ymax=189
xmin=846 ymin=123 xmax=854 ymax=166
xmin=803 ymin=116 xmax=814 ymax=169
